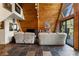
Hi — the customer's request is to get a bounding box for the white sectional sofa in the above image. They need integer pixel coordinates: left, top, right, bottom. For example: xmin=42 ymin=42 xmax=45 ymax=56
xmin=38 ymin=33 xmax=67 ymax=45
xmin=14 ymin=32 xmax=36 ymax=44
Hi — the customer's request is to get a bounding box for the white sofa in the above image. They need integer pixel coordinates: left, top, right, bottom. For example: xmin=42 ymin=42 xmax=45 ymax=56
xmin=14 ymin=32 xmax=36 ymax=44
xmin=24 ymin=32 xmax=36 ymax=44
xmin=38 ymin=33 xmax=67 ymax=45
xmin=14 ymin=32 xmax=24 ymax=43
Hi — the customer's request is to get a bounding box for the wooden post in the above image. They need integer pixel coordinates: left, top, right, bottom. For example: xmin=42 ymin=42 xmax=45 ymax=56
xmin=73 ymin=4 xmax=79 ymax=50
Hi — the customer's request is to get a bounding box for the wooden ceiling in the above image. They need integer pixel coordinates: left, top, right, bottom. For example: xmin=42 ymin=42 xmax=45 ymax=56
xmin=19 ymin=3 xmax=61 ymax=32
xmin=38 ymin=3 xmax=61 ymax=31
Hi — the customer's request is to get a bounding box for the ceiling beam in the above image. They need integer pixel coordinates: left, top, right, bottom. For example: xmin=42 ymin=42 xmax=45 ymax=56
xmin=54 ymin=3 xmax=63 ymax=32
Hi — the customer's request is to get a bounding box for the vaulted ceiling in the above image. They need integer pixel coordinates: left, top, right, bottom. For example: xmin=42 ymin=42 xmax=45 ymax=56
xmin=18 ymin=3 xmax=61 ymax=32
xmin=38 ymin=3 xmax=61 ymax=31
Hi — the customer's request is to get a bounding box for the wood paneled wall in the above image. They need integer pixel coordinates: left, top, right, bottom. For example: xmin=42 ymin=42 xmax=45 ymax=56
xmin=38 ymin=3 xmax=61 ymax=32
xmin=19 ymin=3 xmax=38 ymax=32
xmin=73 ymin=4 xmax=79 ymax=50
xmin=18 ymin=3 xmax=61 ymax=32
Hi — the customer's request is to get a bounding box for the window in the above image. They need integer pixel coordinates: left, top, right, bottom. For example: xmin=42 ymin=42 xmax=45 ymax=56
xmin=62 ymin=3 xmax=74 ymax=17
xmin=61 ymin=22 xmax=65 ymax=32
xmin=15 ymin=4 xmax=21 ymax=14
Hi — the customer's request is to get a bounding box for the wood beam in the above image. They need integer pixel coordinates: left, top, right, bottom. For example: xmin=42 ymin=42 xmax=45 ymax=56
xmin=60 ymin=14 xmax=74 ymax=22
xmin=73 ymin=4 xmax=79 ymax=50
xmin=54 ymin=3 xmax=63 ymax=32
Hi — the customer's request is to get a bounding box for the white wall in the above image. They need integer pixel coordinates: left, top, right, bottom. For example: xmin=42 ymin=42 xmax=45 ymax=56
xmin=0 ymin=17 xmax=18 ymax=44
xmin=0 ymin=3 xmax=23 ymax=44
xmin=0 ymin=3 xmax=13 ymax=44
xmin=0 ymin=4 xmax=12 ymax=22
xmin=4 ymin=18 xmax=14 ymax=44
xmin=0 ymin=29 xmax=5 ymax=44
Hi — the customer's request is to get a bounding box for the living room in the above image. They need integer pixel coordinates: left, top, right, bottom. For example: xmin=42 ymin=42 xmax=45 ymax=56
xmin=0 ymin=3 xmax=79 ymax=56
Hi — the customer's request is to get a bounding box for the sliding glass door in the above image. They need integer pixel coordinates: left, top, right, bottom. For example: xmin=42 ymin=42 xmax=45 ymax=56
xmin=61 ymin=18 xmax=74 ymax=47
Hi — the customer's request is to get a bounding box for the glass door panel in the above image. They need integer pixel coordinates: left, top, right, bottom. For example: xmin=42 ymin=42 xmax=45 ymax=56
xmin=66 ymin=19 xmax=74 ymax=47
xmin=61 ymin=18 xmax=74 ymax=47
